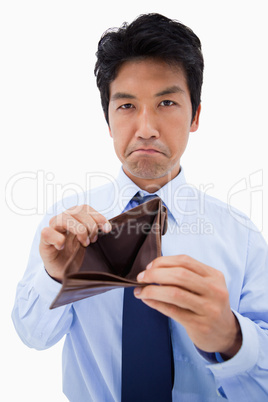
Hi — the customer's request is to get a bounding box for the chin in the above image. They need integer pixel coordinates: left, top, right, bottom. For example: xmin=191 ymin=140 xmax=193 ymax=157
xmin=125 ymin=160 xmax=171 ymax=180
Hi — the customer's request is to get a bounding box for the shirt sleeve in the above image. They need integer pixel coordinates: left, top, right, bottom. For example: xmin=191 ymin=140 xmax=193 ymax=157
xmin=205 ymin=224 xmax=268 ymax=400
xmin=11 ymin=211 xmax=74 ymax=350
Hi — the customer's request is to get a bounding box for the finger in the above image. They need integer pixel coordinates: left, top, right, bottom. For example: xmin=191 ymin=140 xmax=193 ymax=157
xmin=70 ymin=212 xmax=99 ymax=244
xmin=49 ymin=212 xmax=90 ymax=247
xmin=40 ymin=226 xmax=66 ymax=252
xmin=134 ymin=284 xmax=203 ymax=314
xmin=146 ymin=255 xmax=213 ymax=277
xmin=66 ymin=205 xmax=112 ymax=242
xmin=140 ymin=298 xmax=197 ymax=323
xmin=137 ymin=267 xmax=207 ymax=295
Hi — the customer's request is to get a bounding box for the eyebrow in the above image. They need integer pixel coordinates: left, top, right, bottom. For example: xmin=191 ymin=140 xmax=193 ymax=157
xmin=110 ymin=92 xmax=136 ymax=101
xmin=110 ymin=85 xmax=185 ymax=102
xmin=154 ymin=85 xmax=185 ymax=97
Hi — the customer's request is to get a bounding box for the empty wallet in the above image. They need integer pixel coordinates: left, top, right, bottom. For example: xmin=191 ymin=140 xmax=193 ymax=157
xmin=50 ymin=197 xmax=168 ymax=309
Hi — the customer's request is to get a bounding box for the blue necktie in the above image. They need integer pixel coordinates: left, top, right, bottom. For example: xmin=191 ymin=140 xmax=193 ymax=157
xmin=121 ymin=193 xmax=173 ymax=401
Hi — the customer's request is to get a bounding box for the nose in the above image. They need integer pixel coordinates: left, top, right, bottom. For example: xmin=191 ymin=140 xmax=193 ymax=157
xmin=135 ymin=107 xmax=160 ymax=139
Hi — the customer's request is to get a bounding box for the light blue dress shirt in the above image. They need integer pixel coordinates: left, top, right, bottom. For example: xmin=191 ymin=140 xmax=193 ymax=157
xmin=12 ymin=167 xmax=268 ymax=401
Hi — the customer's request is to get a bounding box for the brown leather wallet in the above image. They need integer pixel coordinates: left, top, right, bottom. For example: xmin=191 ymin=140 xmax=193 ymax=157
xmin=50 ymin=197 xmax=167 ymax=309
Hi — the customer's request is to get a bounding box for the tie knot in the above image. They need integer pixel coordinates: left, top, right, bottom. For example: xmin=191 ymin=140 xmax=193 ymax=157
xmin=130 ymin=192 xmax=159 ymax=208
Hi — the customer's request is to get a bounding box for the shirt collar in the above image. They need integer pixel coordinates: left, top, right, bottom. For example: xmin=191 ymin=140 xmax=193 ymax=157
xmin=116 ymin=166 xmax=188 ymax=226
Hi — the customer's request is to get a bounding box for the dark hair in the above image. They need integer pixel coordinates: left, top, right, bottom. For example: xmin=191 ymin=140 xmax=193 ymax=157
xmin=94 ymin=13 xmax=204 ymax=124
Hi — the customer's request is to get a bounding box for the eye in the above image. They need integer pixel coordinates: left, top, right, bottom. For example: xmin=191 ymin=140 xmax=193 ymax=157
xmin=159 ymin=100 xmax=176 ymax=107
xmin=119 ymin=103 xmax=134 ymax=110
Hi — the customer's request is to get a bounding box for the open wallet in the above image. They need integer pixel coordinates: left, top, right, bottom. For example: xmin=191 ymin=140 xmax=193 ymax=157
xmin=50 ymin=197 xmax=168 ymax=309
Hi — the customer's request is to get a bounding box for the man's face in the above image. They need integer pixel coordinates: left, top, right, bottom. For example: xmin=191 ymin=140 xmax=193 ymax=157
xmin=108 ymin=58 xmax=200 ymax=191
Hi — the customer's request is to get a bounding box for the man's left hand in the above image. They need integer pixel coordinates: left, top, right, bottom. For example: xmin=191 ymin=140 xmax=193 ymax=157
xmin=134 ymin=255 xmax=242 ymax=359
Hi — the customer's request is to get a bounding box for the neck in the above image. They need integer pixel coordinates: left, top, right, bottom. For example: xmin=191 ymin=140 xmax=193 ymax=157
xmin=123 ymin=166 xmax=181 ymax=193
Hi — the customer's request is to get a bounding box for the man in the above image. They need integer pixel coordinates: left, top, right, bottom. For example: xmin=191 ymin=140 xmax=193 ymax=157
xmin=12 ymin=13 xmax=268 ymax=401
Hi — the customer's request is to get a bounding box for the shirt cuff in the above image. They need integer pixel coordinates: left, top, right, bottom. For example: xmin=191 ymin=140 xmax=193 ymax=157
xmin=206 ymin=310 xmax=259 ymax=378
xmin=33 ymin=263 xmax=62 ymax=304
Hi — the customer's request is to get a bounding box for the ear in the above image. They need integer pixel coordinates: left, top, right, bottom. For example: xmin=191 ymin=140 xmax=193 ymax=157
xmin=105 ymin=113 xmax=113 ymax=137
xmin=190 ymin=104 xmax=201 ymax=133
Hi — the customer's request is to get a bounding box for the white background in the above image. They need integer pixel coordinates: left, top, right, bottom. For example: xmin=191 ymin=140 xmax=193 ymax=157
xmin=1 ymin=1 xmax=267 ymax=400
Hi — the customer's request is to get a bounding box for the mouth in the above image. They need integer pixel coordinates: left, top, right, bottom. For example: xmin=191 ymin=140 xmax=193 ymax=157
xmin=131 ymin=148 xmax=163 ymax=155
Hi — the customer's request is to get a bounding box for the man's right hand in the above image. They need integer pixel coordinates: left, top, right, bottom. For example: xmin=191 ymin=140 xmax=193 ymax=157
xmin=39 ymin=205 xmax=112 ymax=282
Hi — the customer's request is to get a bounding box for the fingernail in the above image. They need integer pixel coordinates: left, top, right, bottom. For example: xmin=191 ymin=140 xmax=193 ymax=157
xmin=103 ymin=222 xmax=112 ymax=233
xmin=56 ymin=244 xmax=64 ymax=251
xmin=146 ymin=262 xmax=152 ymax=270
xmin=85 ymin=237 xmax=90 ymax=247
xmin=92 ymin=235 xmax=98 ymax=243
xmin=134 ymin=287 xmax=142 ymax=296
xmin=137 ymin=271 xmax=144 ymax=281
